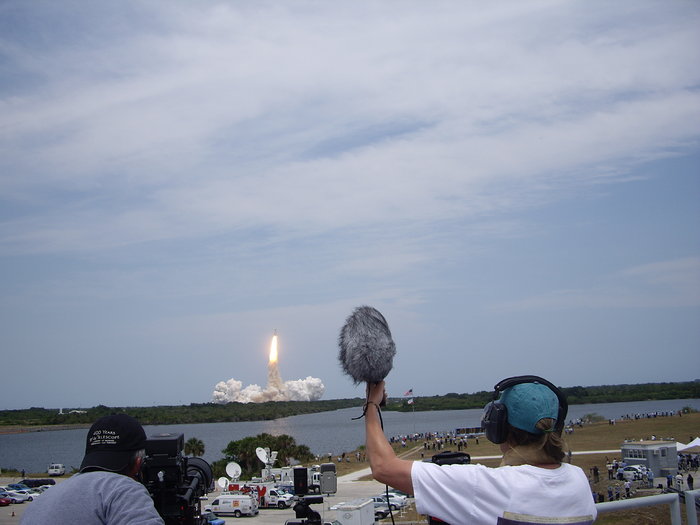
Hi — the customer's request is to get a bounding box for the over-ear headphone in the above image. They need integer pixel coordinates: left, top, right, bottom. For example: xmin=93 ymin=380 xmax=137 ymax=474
xmin=481 ymin=375 xmax=568 ymax=445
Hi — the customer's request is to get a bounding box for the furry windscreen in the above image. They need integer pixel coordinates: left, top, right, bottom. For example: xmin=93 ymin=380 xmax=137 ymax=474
xmin=338 ymin=306 xmax=396 ymax=384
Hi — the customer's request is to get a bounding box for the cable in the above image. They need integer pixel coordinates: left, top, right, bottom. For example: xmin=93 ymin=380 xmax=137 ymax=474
xmin=353 ymin=401 xmax=396 ymax=525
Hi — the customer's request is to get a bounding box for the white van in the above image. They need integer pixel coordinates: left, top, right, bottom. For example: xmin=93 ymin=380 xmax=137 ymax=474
xmin=205 ymin=494 xmax=259 ymax=518
xmin=48 ymin=464 xmax=66 ymax=476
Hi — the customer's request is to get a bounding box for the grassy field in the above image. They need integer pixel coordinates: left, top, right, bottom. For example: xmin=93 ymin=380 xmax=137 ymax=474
xmin=320 ymin=412 xmax=700 ymax=524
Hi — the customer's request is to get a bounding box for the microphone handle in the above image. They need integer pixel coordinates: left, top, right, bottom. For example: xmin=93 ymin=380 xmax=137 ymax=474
xmin=368 ymin=382 xmax=387 ymax=407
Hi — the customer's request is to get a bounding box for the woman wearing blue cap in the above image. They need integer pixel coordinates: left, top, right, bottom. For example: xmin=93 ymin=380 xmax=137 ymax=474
xmin=364 ymin=375 xmax=596 ymax=525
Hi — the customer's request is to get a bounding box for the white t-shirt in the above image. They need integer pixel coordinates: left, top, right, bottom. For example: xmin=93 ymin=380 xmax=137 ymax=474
xmin=412 ymin=461 xmax=596 ymax=525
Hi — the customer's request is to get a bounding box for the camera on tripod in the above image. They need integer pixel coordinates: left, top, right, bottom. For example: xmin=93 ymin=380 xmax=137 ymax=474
xmin=141 ymin=433 xmax=213 ymax=525
xmin=284 ymin=464 xmax=337 ymax=525
xmin=286 ymin=495 xmax=324 ymax=525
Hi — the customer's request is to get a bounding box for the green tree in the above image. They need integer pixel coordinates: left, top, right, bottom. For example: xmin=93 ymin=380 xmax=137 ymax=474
xmin=220 ymin=433 xmax=313 ymax=479
xmin=184 ymin=437 xmax=205 ymax=457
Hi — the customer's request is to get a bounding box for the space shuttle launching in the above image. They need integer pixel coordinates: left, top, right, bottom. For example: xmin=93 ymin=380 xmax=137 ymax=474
xmin=212 ymin=329 xmax=325 ymax=403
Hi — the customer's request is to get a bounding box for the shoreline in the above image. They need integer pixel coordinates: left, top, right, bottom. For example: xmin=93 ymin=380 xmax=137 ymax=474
xmin=0 ymin=424 xmax=90 ymax=435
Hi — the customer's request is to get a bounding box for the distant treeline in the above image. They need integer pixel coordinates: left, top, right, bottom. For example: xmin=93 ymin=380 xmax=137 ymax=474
xmin=388 ymin=381 xmax=700 ymax=412
xmin=1 ymin=381 xmax=697 ymax=427
xmin=0 ymin=398 xmax=364 ymax=427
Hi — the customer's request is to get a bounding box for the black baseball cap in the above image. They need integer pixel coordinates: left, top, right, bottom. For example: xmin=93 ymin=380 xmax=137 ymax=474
xmin=79 ymin=414 xmax=147 ymax=473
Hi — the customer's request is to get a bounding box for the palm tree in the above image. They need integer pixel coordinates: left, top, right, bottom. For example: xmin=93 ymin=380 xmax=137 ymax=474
xmin=184 ymin=437 xmax=205 ymax=457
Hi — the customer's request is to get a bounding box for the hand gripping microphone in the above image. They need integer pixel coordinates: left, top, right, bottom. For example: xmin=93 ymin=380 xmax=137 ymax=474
xmin=338 ymin=306 xmax=396 ymax=385
xmin=339 ymin=306 xmax=398 ymax=525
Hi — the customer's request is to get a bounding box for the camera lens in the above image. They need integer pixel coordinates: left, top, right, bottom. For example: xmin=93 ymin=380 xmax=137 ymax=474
xmin=187 ymin=457 xmax=214 ymax=492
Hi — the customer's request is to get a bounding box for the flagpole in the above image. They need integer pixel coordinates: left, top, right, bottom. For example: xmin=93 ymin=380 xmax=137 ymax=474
xmin=412 ymin=396 xmax=415 ymax=435
xmin=404 ymin=388 xmax=416 ymax=436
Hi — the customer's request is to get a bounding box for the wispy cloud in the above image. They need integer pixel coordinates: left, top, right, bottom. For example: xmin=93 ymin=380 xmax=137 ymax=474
xmin=2 ymin=2 xmax=699 ymax=257
xmin=0 ymin=1 xmax=699 ymax=407
xmin=494 ymin=257 xmax=700 ymax=311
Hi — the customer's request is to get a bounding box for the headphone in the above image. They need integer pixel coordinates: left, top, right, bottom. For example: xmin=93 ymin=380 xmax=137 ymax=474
xmin=481 ymin=375 xmax=568 ymax=445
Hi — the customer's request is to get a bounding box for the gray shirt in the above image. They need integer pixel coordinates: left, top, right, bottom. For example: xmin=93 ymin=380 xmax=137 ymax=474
xmin=20 ymin=471 xmax=164 ymax=524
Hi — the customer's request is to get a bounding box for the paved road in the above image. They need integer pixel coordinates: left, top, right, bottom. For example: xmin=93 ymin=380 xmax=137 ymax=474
xmin=253 ymin=480 xmax=390 ymax=525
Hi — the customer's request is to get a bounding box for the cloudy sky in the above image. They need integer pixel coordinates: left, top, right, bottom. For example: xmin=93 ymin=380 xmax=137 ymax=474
xmin=1 ymin=1 xmax=699 ymax=410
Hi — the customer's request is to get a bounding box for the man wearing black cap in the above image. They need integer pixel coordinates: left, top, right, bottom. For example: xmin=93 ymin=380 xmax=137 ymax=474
xmin=21 ymin=414 xmax=164 ymax=524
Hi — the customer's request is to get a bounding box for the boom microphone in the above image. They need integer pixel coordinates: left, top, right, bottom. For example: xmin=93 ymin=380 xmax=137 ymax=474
xmin=338 ymin=306 xmax=396 ymax=384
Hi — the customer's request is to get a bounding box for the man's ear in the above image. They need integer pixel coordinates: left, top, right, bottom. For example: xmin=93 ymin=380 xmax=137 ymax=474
xmin=129 ymin=455 xmax=144 ymax=479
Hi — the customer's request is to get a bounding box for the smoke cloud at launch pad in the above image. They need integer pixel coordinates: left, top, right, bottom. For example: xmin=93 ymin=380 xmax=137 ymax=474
xmin=211 ymin=333 xmax=325 ymax=403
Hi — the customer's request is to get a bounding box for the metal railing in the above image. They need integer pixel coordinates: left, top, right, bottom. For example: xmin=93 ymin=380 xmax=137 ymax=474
xmin=684 ymin=489 xmax=700 ymax=525
xmin=595 ymin=489 xmax=700 ymax=525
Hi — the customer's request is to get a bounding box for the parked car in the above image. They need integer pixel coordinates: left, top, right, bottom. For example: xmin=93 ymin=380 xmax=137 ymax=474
xmin=21 ymin=478 xmax=55 ymax=488
xmin=384 ymin=492 xmax=408 ymax=506
xmin=7 ymin=484 xmax=30 ymax=491
xmin=202 ymin=510 xmax=225 ymax=525
xmin=0 ymin=496 xmax=13 ymax=507
xmin=9 ymin=490 xmax=35 ymax=502
xmin=372 ymin=494 xmax=406 ymax=511
xmin=48 ymin=463 xmax=66 ymax=476
xmin=620 ymin=465 xmax=646 ymax=481
xmin=373 ymin=501 xmax=392 ymax=520
xmin=387 ymin=487 xmax=413 ymax=498
xmin=0 ymin=491 xmax=30 ymax=504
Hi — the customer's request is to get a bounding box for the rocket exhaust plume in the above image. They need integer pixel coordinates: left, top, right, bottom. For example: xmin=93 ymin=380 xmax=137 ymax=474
xmin=212 ymin=330 xmax=325 ymax=403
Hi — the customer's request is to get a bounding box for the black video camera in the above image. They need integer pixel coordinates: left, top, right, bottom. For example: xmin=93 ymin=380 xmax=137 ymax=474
xmin=141 ymin=433 xmax=213 ymax=525
xmin=286 ymin=495 xmax=324 ymax=525
xmin=287 ymin=467 xmax=327 ymax=525
xmin=430 ymin=450 xmax=470 ymax=466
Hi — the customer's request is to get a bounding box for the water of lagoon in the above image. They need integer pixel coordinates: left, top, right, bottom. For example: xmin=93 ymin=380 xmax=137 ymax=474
xmin=1 ymin=398 xmax=697 ymax=474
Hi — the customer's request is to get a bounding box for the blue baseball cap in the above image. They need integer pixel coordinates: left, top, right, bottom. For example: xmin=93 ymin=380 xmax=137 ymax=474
xmin=499 ymin=382 xmax=560 ymax=435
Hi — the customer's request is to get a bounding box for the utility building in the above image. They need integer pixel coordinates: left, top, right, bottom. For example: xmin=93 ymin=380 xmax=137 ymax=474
xmin=620 ymin=440 xmax=677 ymax=478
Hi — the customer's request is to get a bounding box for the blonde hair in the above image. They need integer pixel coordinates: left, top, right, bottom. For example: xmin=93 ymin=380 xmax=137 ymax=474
xmin=507 ymin=418 xmax=566 ymax=463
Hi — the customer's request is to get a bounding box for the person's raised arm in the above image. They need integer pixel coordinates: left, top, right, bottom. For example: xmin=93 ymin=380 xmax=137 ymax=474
xmin=364 ymin=381 xmax=414 ymax=494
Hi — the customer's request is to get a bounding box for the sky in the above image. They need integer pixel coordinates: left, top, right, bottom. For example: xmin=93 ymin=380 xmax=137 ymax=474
xmin=1 ymin=1 xmax=699 ymax=411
